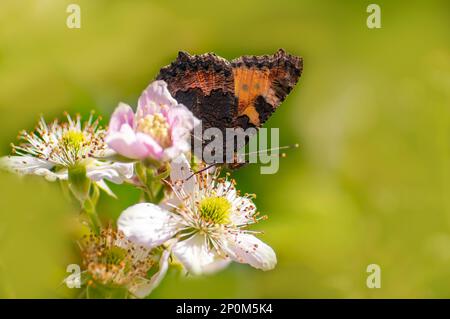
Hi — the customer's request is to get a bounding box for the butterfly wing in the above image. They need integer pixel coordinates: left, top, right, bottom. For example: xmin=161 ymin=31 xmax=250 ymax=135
xmin=156 ymin=51 xmax=237 ymax=132
xmin=231 ymin=49 xmax=303 ymax=128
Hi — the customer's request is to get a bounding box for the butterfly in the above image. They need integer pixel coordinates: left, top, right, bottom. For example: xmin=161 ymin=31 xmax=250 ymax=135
xmin=156 ymin=49 xmax=303 ymax=169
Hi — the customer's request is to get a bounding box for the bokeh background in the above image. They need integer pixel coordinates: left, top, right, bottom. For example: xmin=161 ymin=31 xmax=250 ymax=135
xmin=0 ymin=0 xmax=448 ymax=298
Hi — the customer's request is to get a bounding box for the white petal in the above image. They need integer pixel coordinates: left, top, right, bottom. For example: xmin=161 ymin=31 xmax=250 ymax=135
xmin=159 ymin=195 xmax=182 ymax=212
xmin=86 ymin=160 xmax=134 ymax=184
xmin=1 ymin=155 xmax=53 ymax=174
xmin=230 ymin=197 xmax=257 ymax=226
xmin=118 ymin=203 xmax=183 ymax=249
xmin=162 ymin=144 xmax=183 ymax=161
xmin=170 ymin=154 xmax=195 ymax=196
xmin=0 ymin=156 xmax=70 ymax=181
xmin=95 ymin=180 xmax=116 ymax=198
xmin=172 ymin=234 xmax=230 ymax=275
xmin=215 ymin=181 xmax=237 ymax=200
xmin=224 ymin=233 xmax=277 ymax=271
xmin=41 ymin=168 xmax=69 ymax=181
xmin=201 ymin=258 xmax=232 ymax=274
xmin=129 ymin=249 xmax=170 ymax=298
xmin=213 ymin=181 xmax=257 ymax=226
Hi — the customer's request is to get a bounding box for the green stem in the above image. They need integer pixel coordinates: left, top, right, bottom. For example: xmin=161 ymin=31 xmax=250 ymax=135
xmin=136 ymin=161 xmax=169 ymax=204
xmin=136 ymin=161 xmax=155 ymax=202
xmin=83 ymin=198 xmax=101 ymax=235
xmin=146 ymin=185 xmax=156 ymax=202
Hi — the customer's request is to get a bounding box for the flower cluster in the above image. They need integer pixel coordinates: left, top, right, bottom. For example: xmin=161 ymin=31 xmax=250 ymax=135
xmin=0 ymin=80 xmax=276 ymax=299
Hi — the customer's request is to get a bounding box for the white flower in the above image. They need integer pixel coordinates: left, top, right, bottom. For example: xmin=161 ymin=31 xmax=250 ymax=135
xmin=0 ymin=113 xmax=133 ymax=196
xmin=118 ymin=155 xmax=277 ymax=275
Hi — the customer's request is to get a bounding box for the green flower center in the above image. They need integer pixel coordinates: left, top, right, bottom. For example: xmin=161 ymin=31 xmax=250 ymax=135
xmin=103 ymin=246 xmax=128 ymax=266
xmin=199 ymin=196 xmax=231 ymax=225
xmin=137 ymin=114 xmax=171 ymax=148
xmin=61 ymin=131 xmax=85 ymax=152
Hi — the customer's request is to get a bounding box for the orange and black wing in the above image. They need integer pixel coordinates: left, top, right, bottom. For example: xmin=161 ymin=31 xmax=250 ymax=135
xmin=231 ymin=49 xmax=303 ymax=128
xmin=157 ymin=49 xmax=302 ymax=130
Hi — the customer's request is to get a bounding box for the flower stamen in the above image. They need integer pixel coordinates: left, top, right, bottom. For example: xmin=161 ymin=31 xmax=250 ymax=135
xmin=198 ymin=196 xmax=231 ymax=225
xmin=136 ymin=113 xmax=171 ymax=148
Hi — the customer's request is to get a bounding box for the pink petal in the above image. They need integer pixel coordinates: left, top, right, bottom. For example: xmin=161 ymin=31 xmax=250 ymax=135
xmin=105 ymin=124 xmax=151 ymax=159
xmin=167 ymin=104 xmax=199 ymax=131
xmin=108 ymin=102 xmax=135 ymax=133
xmin=137 ymin=81 xmax=178 ymax=118
xmin=136 ymin=132 xmax=164 ymax=160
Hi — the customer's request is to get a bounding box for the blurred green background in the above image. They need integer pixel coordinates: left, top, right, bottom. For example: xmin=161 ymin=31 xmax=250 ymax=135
xmin=0 ymin=0 xmax=448 ymax=298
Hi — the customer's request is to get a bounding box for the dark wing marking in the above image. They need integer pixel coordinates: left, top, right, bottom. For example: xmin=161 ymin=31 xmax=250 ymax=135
xmin=156 ymin=51 xmax=237 ymax=131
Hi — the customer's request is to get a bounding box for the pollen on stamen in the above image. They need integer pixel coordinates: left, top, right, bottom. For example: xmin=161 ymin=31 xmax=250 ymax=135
xmin=9 ymin=113 xmax=108 ymax=168
xmin=80 ymin=228 xmax=155 ymax=287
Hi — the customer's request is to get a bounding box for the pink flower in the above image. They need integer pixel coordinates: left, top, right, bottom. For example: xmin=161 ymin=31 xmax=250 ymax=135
xmin=106 ymin=81 xmax=199 ymax=161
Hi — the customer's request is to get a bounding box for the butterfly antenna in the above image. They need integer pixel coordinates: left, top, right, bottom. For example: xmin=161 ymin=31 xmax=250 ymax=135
xmin=185 ymin=163 xmax=219 ymax=181
xmin=241 ymin=143 xmax=300 ymax=156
